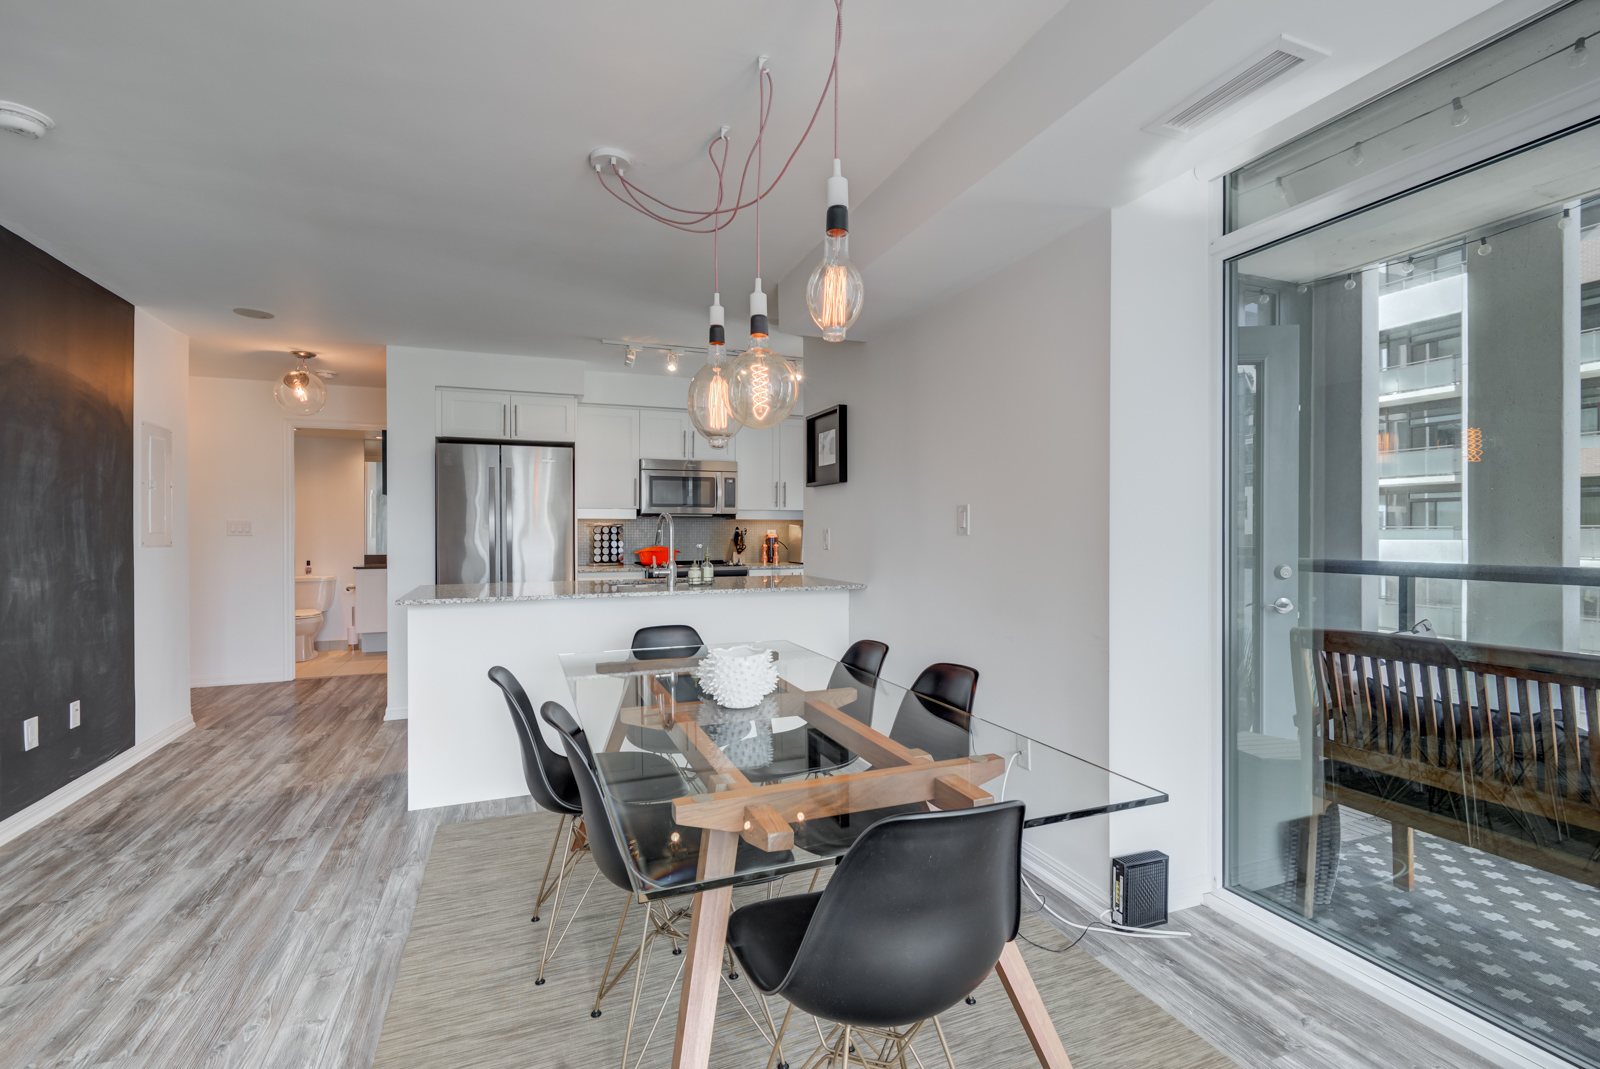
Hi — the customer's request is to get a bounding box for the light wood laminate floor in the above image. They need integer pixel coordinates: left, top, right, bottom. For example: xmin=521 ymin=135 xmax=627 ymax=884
xmin=295 ymin=649 xmax=388 ymax=679
xmin=0 ymin=675 xmax=1515 ymax=1069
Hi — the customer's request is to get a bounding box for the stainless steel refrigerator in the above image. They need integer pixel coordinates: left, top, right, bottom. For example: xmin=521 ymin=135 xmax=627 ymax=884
xmin=436 ymin=442 xmax=574 ymax=584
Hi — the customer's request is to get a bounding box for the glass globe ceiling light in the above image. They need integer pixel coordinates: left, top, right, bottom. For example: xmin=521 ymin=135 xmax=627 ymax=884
xmin=274 ymin=350 xmax=327 ymax=415
xmin=806 ymin=159 xmax=864 ymax=341
xmin=729 ymin=283 xmax=799 ymax=430
xmin=687 ymin=294 xmax=741 ymax=448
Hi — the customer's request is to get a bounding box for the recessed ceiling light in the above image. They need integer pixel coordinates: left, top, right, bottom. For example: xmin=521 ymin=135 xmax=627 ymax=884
xmin=0 ymin=102 xmax=54 ymax=140
xmin=234 ymin=307 xmax=275 ymax=319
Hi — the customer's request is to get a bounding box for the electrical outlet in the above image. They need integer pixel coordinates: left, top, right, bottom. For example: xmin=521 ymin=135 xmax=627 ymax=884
xmin=226 ymin=519 xmax=253 ymax=536
xmin=823 ymin=528 xmax=831 ymax=551
xmin=957 ymin=504 xmax=971 ymax=536
xmin=1016 ymin=738 xmax=1032 ymax=771
xmin=69 ymin=700 xmax=81 ymax=729
xmin=23 ymin=717 xmax=39 ymax=751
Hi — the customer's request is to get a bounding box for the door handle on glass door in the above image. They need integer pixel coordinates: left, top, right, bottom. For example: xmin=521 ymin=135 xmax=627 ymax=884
xmin=1271 ymin=598 xmax=1294 ymax=614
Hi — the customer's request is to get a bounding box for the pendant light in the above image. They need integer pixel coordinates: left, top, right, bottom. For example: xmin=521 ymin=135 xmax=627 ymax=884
xmin=687 ymin=295 xmax=740 ymax=448
xmin=729 ymin=283 xmax=800 ymax=429
xmin=274 ymin=351 xmax=327 ymax=415
xmin=806 ymin=161 xmax=864 ymax=341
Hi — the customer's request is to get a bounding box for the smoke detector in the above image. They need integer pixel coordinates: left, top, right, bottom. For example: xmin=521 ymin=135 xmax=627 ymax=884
xmin=0 ymin=102 xmax=55 ymax=140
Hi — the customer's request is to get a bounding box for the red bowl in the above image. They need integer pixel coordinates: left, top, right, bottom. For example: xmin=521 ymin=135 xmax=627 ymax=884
xmin=636 ymin=546 xmax=680 ymax=567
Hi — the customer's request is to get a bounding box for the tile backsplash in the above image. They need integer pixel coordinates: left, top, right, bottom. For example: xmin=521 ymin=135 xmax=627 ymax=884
xmin=580 ymin=517 xmax=802 ymax=565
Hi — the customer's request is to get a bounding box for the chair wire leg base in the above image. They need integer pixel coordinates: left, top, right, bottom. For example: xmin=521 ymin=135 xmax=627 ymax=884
xmin=797 ymin=1020 xmax=941 ymax=1069
xmin=533 ymin=814 xmax=567 ymax=921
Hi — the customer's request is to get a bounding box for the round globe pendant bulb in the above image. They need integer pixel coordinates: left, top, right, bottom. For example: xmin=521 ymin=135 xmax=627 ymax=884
xmin=687 ymin=346 xmax=740 ymax=448
xmin=729 ymin=341 xmax=799 ymax=430
xmin=275 ymin=354 xmax=328 ymax=415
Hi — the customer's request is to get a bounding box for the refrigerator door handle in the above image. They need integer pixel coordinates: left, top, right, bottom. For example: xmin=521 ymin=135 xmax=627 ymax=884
xmin=499 ymin=461 xmax=510 ymax=583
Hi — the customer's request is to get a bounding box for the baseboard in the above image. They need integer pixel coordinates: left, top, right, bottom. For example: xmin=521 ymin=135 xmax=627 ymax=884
xmin=0 ymin=717 xmax=194 ymax=850
xmin=385 ymin=705 xmax=408 ymax=721
xmin=1021 ymin=841 xmax=1107 ymax=912
xmin=1203 ymin=889 xmax=1570 ymax=1069
xmin=190 ymin=672 xmax=292 ymax=688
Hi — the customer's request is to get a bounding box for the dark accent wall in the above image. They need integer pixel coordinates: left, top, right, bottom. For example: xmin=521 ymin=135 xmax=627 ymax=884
xmin=0 ymin=224 xmax=134 ymax=821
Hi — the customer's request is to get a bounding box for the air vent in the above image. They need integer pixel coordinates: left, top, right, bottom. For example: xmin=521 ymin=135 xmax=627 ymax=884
xmin=1146 ymin=36 xmax=1328 ymax=140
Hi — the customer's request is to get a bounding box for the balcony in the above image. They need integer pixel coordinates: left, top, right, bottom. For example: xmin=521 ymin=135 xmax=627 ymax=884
xmin=1378 ymin=355 xmax=1459 ymax=398
xmin=1379 ymin=525 xmax=1461 ymax=540
xmin=1377 ymin=444 xmax=1460 ymax=482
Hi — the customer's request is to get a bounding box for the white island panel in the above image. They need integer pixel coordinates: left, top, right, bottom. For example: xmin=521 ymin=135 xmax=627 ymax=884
xmin=405 ymin=587 xmax=851 ymax=810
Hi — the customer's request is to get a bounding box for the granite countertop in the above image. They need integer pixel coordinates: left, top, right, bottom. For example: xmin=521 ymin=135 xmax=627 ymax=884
xmin=397 ymin=574 xmax=862 ymax=605
xmin=576 ymin=563 xmax=804 ymax=574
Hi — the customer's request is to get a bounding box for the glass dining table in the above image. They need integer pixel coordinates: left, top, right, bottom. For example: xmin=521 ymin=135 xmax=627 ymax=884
xmin=558 ymin=638 xmax=1168 ymax=1069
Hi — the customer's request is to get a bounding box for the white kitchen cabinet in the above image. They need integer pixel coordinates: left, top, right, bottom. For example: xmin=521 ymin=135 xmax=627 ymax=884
xmin=438 ymin=388 xmax=575 ymax=441
xmin=639 ymin=409 xmax=691 ymax=459
xmin=509 ymin=393 xmax=577 ymax=442
xmin=438 ymin=389 xmax=508 ymax=438
xmin=576 ymin=406 xmax=640 ymax=511
xmin=779 ymin=417 xmax=806 ymax=509
xmin=733 ymin=417 xmax=804 ymax=515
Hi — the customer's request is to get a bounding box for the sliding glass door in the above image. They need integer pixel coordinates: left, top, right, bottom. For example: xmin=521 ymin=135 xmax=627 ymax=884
xmin=1225 ymin=118 xmax=1600 ymax=1066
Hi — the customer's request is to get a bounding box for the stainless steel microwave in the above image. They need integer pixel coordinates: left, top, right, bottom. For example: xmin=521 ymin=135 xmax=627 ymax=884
xmin=638 ymin=459 xmax=737 ymax=516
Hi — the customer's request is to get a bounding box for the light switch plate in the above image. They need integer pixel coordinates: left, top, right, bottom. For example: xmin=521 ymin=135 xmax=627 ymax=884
xmin=957 ymin=504 xmax=971 ymax=536
xmin=823 ymin=528 xmax=831 ymax=551
xmin=23 ymin=717 xmax=39 ymax=751
xmin=69 ymin=700 xmax=81 ymax=729
xmin=227 ymin=519 xmax=253 ymax=537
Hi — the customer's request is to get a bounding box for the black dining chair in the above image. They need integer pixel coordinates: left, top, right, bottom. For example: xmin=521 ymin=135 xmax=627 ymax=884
xmin=626 ymin=624 xmax=707 ymax=752
xmin=542 ymin=699 xmax=796 ymax=1067
xmin=745 ymin=639 xmax=891 ymax=784
xmin=488 ymin=666 xmax=587 ymax=985
xmin=797 ymin=662 xmax=979 ymax=858
xmin=727 ymin=801 xmax=1025 ymax=1069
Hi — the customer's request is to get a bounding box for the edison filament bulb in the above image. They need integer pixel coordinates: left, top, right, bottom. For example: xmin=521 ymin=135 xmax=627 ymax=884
xmin=274 ymin=351 xmax=327 ymax=415
xmin=729 ymin=283 xmax=799 ymax=430
xmin=806 ymin=160 xmax=864 ymax=342
xmin=688 ymin=296 xmax=740 ymax=448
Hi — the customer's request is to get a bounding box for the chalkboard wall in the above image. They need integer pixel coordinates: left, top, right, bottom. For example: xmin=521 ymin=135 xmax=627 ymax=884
xmin=0 ymin=224 xmax=135 ymax=821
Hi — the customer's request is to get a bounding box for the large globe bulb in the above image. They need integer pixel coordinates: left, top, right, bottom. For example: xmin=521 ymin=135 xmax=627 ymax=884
xmin=728 ymin=344 xmax=800 ymax=430
xmin=274 ymin=364 xmax=327 ymax=415
xmin=687 ymin=352 xmax=739 ymax=448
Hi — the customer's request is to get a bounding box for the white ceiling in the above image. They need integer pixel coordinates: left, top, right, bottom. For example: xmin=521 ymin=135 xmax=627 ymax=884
xmin=0 ymin=0 xmax=1064 ymax=386
xmin=0 ymin=0 xmax=1549 ymax=386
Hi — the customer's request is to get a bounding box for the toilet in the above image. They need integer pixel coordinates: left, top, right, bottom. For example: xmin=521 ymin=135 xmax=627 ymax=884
xmin=294 ymin=575 xmax=337 ymax=662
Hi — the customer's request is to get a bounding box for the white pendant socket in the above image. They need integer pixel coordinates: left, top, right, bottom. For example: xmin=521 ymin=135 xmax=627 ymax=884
xmin=588 ymin=147 xmax=633 ymax=175
xmin=0 ymin=102 xmax=54 ymax=140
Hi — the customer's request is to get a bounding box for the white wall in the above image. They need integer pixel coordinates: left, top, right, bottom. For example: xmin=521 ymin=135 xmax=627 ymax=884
xmin=293 ymin=435 xmax=367 ymax=644
xmin=133 ymin=310 xmax=193 ymax=742
xmin=1107 ymin=172 xmax=1218 ymax=910
xmin=801 ymin=215 xmax=1114 ymax=891
xmin=189 ymin=377 xmax=385 ymax=686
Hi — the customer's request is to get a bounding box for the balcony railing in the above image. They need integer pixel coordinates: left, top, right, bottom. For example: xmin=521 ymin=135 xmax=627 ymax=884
xmin=1377 ymin=444 xmax=1460 ymax=480
xmin=1378 ymin=355 xmax=1460 ymax=397
xmin=1378 ymin=525 xmax=1461 ymax=540
xmin=1583 ymin=526 xmax=1600 ymax=559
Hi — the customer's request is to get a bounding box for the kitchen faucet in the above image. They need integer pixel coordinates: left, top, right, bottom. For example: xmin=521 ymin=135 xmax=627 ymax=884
xmin=654 ymin=511 xmax=675 ymax=592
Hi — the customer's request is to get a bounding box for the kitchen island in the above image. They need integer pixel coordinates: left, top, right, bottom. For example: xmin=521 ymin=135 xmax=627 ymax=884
xmin=399 ymin=574 xmax=861 ymax=810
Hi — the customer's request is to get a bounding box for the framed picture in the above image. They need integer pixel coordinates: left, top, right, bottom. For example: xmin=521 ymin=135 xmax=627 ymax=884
xmin=806 ymin=404 xmax=847 ymax=486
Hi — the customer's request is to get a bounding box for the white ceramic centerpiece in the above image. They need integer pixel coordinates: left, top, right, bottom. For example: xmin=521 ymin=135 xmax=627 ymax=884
xmin=695 ymin=645 xmax=779 ymax=709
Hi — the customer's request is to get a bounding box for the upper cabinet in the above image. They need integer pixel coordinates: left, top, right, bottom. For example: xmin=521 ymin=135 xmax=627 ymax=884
xmin=639 ymin=408 xmax=736 ymax=460
xmin=437 ymin=388 xmax=576 ymax=442
xmin=576 ymin=406 xmax=640 ymax=511
xmin=735 ymin=416 xmax=805 ymax=514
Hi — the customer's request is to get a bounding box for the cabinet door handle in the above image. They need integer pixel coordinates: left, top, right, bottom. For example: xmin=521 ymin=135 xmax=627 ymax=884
xmin=683 ymin=430 xmax=688 ymax=458
xmin=782 ymin=481 xmax=787 ymax=507
xmin=773 ymin=481 xmax=779 ymax=506
xmin=634 ymin=477 xmax=639 ymax=508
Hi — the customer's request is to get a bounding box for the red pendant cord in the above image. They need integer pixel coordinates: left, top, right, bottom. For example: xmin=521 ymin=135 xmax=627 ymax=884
xmin=595 ymin=0 xmax=843 ymax=236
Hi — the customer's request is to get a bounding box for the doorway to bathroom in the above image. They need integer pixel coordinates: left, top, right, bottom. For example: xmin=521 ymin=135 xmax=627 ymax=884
xmin=293 ymin=427 xmax=388 ymax=680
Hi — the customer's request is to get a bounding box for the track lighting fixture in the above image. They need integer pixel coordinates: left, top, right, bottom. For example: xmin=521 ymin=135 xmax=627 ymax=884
xmin=1478 ymin=237 xmax=1492 ymax=256
xmin=1344 ymin=274 xmax=1356 ymax=291
xmin=1572 ymin=36 xmax=1589 ymax=69
xmin=1450 ymin=97 xmax=1470 ymax=128
xmin=624 ymin=346 xmax=638 ymax=367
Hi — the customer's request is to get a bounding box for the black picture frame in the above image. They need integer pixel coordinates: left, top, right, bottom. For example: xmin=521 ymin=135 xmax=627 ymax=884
xmin=806 ymin=404 xmax=847 ymax=486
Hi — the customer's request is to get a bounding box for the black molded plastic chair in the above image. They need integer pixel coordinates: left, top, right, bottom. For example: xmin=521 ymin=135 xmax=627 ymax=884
xmin=746 ymin=639 xmax=891 ymax=784
xmin=542 ymin=699 xmax=795 ymax=1065
xmin=797 ymin=662 xmax=979 ymax=857
xmin=627 ymin=625 xmax=707 ymax=751
xmin=728 ymin=802 xmax=1024 ymax=1068
xmin=489 ymin=666 xmax=587 ymax=984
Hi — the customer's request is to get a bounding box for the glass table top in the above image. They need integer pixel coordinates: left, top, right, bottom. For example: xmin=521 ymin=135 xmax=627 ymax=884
xmin=557 ymin=639 xmax=1168 ymax=899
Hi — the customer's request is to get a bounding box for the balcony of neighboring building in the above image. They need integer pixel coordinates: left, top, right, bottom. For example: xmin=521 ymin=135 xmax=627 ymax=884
xmin=1378 ymin=353 xmax=1460 ymax=403
xmin=1377 ymin=443 xmax=1461 ymax=485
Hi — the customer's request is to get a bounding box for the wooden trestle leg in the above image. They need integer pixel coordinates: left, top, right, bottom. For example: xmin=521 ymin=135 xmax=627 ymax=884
xmin=670 ymin=828 xmax=738 ymax=1069
xmin=995 ymin=940 xmax=1073 ymax=1069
